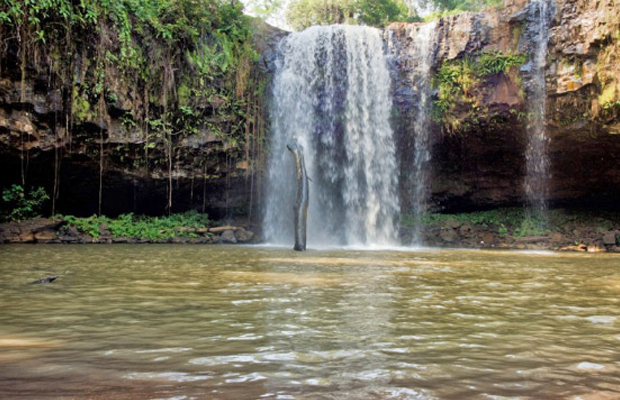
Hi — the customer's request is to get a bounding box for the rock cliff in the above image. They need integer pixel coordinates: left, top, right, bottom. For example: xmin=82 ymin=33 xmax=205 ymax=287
xmin=0 ymin=13 xmax=284 ymax=220
xmin=387 ymin=0 xmax=620 ymax=212
xmin=1 ymin=0 xmax=619 ymax=222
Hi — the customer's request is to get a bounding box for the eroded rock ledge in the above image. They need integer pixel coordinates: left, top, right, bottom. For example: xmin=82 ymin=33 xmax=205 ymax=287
xmin=387 ymin=0 xmax=620 ymax=213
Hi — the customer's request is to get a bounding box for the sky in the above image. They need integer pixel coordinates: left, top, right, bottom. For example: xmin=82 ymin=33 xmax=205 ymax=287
xmin=240 ymin=0 xmax=292 ymax=30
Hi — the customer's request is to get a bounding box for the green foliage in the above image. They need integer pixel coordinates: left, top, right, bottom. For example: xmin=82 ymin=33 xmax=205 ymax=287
xmin=245 ymin=0 xmax=285 ymax=20
xmin=402 ymin=208 xmax=620 ymax=239
xmin=61 ymin=211 xmax=211 ymax=241
xmin=355 ymin=0 xmax=408 ymax=27
xmin=478 ymin=52 xmax=527 ymax=75
xmin=286 ymin=0 xmax=407 ymax=30
xmin=63 ymin=214 xmax=106 ymax=238
xmin=432 ymin=51 xmax=526 ymax=133
xmin=0 ymin=0 xmax=258 ymax=147
xmin=0 ymin=185 xmax=49 ymax=222
xmin=513 ymin=217 xmax=549 ymax=238
xmin=420 ymin=0 xmax=503 ymax=15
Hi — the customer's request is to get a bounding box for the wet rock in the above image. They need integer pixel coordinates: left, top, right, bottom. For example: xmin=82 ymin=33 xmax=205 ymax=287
xmin=446 ymin=219 xmax=461 ymax=229
xmin=515 ymin=236 xmax=549 ymax=244
xmin=439 ymin=228 xmax=458 ymax=242
xmin=33 ymin=230 xmax=57 ymax=243
xmin=549 ymin=232 xmax=566 ymax=244
xmin=209 ymin=226 xmax=237 ymax=234
xmin=458 ymin=224 xmax=473 ymax=236
xmin=602 ymin=232 xmax=619 ymax=246
xmin=0 ymin=218 xmax=64 ymax=243
xmin=481 ymin=233 xmax=496 ymax=245
xmin=30 ymin=276 xmax=57 ymax=284
xmin=559 ymin=243 xmax=588 ymax=252
xmin=235 ymin=228 xmax=254 ymax=243
xmin=220 ymin=230 xmax=237 ymax=244
xmin=587 ymin=244 xmax=606 ymax=253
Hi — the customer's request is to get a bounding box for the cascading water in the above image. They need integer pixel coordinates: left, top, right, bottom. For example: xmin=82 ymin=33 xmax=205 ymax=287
xmin=407 ymin=22 xmax=437 ymax=245
xmin=524 ymin=0 xmax=553 ymax=221
xmin=264 ymin=25 xmax=400 ymax=247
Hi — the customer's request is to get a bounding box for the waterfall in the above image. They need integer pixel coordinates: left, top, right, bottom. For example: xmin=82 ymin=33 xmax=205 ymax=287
xmin=264 ymin=25 xmax=400 ymax=247
xmin=524 ymin=0 xmax=553 ymax=221
xmin=407 ymin=22 xmax=437 ymax=245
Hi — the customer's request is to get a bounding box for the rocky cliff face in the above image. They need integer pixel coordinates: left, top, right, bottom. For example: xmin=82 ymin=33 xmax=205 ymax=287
xmin=387 ymin=0 xmax=620 ymax=212
xmin=0 ymin=17 xmax=284 ymax=220
xmin=1 ymin=1 xmax=619 ymax=221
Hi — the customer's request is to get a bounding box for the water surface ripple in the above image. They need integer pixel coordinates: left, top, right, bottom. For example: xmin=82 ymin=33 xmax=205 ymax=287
xmin=1 ymin=245 xmax=620 ymax=399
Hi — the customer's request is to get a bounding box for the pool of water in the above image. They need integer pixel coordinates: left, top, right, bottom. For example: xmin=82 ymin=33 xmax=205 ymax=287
xmin=1 ymin=244 xmax=619 ymax=399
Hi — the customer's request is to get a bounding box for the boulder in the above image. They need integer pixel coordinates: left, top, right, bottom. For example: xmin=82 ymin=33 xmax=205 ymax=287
xmin=439 ymin=228 xmax=458 ymax=243
xmin=602 ymin=232 xmax=619 ymax=246
xmin=235 ymin=228 xmax=254 ymax=243
xmin=220 ymin=229 xmax=237 ymax=244
xmin=549 ymin=232 xmax=566 ymax=245
xmin=458 ymin=224 xmax=473 ymax=236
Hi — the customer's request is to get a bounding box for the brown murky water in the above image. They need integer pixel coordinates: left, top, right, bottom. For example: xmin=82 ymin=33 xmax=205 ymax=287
xmin=1 ymin=244 xmax=620 ymax=399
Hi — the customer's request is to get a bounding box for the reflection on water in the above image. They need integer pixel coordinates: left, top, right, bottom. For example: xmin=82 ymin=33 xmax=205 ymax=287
xmin=1 ymin=245 xmax=620 ymax=399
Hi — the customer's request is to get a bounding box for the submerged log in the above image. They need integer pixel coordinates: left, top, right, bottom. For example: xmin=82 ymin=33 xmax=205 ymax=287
xmin=287 ymin=141 xmax=309 ymax=251
xmin=30 ymin=276 xmax=57 ymax=284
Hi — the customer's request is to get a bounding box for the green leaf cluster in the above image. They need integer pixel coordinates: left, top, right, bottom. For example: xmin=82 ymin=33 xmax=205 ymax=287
xmin=432 ymin=51 xmax=526 ymax=133
xmin=286 ymin=0 xmax=407 ymax=30
xmin=403 ymin=208 xmax=551 ymax=238
xmin=61 ymin=211 xmax=211 ymax=241
xmin=0 ymin=0 xmax=258 ymax=151
xmin=416 ymin=0 xmax=504 ymax=20
xmin=0 ymin=185 xmax=49 ymax=222
xmin=403 ymin=208 xmax=620 ymax=239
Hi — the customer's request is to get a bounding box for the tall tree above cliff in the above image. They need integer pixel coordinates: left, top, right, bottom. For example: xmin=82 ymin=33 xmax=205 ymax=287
xmin=285 ymin=0 xmax=407 ymax=30
xmin=412 ymin=0 xmax=502 ymax=13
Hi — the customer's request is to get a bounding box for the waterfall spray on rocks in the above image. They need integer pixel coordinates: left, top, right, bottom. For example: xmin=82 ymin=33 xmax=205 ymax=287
xmin=407 ymin=22 xmax=437 ymax=246
xmin=264 ymin=25 xmax=400 ymax=247
xmin=524 ymin=0 xmax=554 ymax=222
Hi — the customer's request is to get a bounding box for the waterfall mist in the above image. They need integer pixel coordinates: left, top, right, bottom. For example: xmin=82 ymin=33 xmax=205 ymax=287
xmin=407 ymin=22 xmax=437 ymax=245
xmin=524 ymin=0 xmax=553 ymax=221
xmin=264 ymin=25 xmax=400 ymax=248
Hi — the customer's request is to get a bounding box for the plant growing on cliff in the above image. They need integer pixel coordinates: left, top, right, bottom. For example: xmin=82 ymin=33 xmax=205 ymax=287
xmin=0 ymin=0 xmax=263 ymax=217
xmin=432 ymin=51 xmax=526 ymax=133
xmin=0 ymin=185 xmax=49 ymax=222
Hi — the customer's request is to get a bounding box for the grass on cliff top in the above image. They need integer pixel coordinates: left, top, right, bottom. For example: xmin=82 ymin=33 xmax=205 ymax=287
xmin=60 ymin=211 xmax=211 ymax=241
xmin=402 ymin=208 xmax=620 ymax=238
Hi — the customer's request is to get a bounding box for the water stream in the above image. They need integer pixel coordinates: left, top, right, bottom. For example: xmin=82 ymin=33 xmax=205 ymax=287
xmin=2 ymin=245 xmax=620 ymax=399
xmin=524 ymin=0 xmax=553 ymax=221
xmin=264 ymin=25 xmax=400 ymax=248
xmin=406 ymin=22 xmax=437 ymax=245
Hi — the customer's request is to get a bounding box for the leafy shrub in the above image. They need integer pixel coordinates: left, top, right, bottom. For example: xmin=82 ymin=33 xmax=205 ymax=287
xmin=402 ymin=208 xmax=550 ymax=237
xmin=61 ymin=211 xmax=210 ymax=241
xmin=0 ymin=185 xmax=49 ymax=222
xmin=433 ymin=51 xmax=526 ymax=132
xmin=63 ymin=215 xmax=108 ymax=238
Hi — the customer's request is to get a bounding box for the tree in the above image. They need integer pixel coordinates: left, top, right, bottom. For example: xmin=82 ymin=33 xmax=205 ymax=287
xmin=245 ymin=0 xmax=285 ymax=19
xmin=423 ymin=0 xmax=502 ymax=12
xmin=286 ymin=0 xmax=406 ymax=31
xmin=356 ymin=0 xmax=408 ymax=27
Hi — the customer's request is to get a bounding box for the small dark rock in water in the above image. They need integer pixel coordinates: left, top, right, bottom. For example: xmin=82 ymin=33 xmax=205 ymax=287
xmin=31 ymin=276 xmax=57 ymax=284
